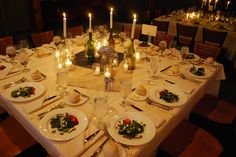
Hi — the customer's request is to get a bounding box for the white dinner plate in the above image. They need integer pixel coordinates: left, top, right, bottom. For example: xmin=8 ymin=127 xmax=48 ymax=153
xmin=0 ymin=62 xmax=13 ymax=80
xmin=97 ymin=142 xmax=126 ymax=157
xmin=107 ymin=112 xmax=156 ymax=146
xmin=163 ymin=65 xmax=181 ymax=76
xmin=4 ymin=82 xmax=45 ymax=102
xmin=64 ymin=95 xmax=88 ymax=106
xmin=128 ymin=92 xmax=146 ymax=101
xmin=39 ymin=108 xmax=88 ymax=141
xmin=149 ymin=84 xmax=187 ymax=107
xmin=183 ymin=65 xmax=212 ymax=79
xmin=184 ymin=53 xmax=200 ymax=62
xmin=26 ymin=73 xmax=45 ymax=82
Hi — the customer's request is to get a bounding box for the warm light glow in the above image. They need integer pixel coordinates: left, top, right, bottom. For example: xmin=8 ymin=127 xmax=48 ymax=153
xmin=88 ymin=13 xmax=91 ymax=18
xmin=97 ymin=42 xmax=101 ymax=50
xmin=123 ymin=63 xmax=129 ymax=71
xmin=103 ymin=39 xmax=107 ymax=46
xmin=58 ymin=63 xmax=62 ymax=69
xmin=65 ymin=59 xmax=72 ymax=65
xmin=133 ymin=14 xmax=136 ymax=21
xmin=55 ymin=51 xmax=60 ymax=58
xmin=63 ymin=12 xmax=66 ymax=18
xmin=135 ymin=52 xmax=140 ymax=60
xmin=110 ymin=8 xmax=113 ymax=13
xmin=227 ymin=1 xmax=230 ymax=5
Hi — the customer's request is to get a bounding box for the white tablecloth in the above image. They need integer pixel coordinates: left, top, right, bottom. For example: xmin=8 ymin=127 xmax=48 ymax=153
xmin=0 ymin=43 xmax=226 ymax=157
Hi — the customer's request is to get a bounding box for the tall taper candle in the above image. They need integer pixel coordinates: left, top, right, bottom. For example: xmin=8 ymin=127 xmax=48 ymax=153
xmin=131 ymin=14 xmax=136 ymax=39
xmin=63 ymin=12 xmax=67 ymax=38
xmin=110 ymin=8 xmax=113 ymax=29
xmin=226 ymin=1 xmax=230 ymax=10
xmin=89 ymin=13 xmax=92 ymax=32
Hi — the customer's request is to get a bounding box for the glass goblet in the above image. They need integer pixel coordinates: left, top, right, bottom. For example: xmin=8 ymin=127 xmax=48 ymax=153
xmin=18 ymin=52 xmax=30 ymax=72
xmin=120 ymin=79 xmax=132 ymax=105
xmin=6 ymin=45 xmax=16 ymax=62
xmin=19 ymin=40 xmax=29 ymax=52
xmin=56 ymin=68 xmax=68 ymax=98
xmin=159 ymin=40 xmax=167 ymax=56
xmin=149 ymin=57 xmax=159 ymax=80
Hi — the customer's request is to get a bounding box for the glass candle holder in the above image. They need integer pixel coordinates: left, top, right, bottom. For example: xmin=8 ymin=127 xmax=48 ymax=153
xmin=104 ymin=64 xmax=111 ymax=78
xmin=93 ymin=63 xmax=101 ymax=76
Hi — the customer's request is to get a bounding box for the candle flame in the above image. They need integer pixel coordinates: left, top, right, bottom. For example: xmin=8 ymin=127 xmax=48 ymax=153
xmin=88 ymin=13 xmax=91 ymax=18
xmin=63 ymin=12 xmax=66 ymax=18
xmin=227 ymin=1 xmax=230 ymax=4
xmin=111 ymin=8 xmax=113 ymax=12
xmin=133 ymin=14 xmax=136 ymax=19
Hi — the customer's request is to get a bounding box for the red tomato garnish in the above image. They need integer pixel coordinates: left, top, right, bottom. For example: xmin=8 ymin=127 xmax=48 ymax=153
xmin=123 ymin=119 xmax=131 ymax=125
xmin=69 ymin=115 xmax=79 ymax=125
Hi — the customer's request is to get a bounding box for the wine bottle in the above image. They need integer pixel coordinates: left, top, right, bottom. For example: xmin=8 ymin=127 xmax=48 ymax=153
xmin=86 ymin=32 xmax=95 ymax=63
xmin=108 ymin=28 xmax=115 ymax=48
xmin=129 ymin=39 xmax=136 ymax=70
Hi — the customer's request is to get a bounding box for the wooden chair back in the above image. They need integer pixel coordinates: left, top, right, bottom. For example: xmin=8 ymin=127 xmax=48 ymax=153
xmin=67 ymin=25 xmax=84 ymax=37
xmin=123 ymin=23 xmax=142 ymax=40
xmin=0 ymin=36 xmax=13 ymax=55
xmin=31 ymin=30 xmax=53 ymax=47
xmin=177 ymin=23 xmax=198 ymax=51
xmin=194 ymin=42 xmax=221 ymax=60
xmin=152 ymin=20 xmax=169 ymax=34
xmin=153 ymin=9 xmax=161 ymax=18
xmin=153 ymin=32 xmax=174 ymax=48
xmin=203 ymin=28 xmax=227 ymax=47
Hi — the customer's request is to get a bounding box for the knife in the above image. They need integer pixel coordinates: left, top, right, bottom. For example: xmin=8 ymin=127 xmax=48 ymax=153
xmin=126 ymin=101 xmax=143 ymax=111
xmin=74 ymin=89 xmax=89 ymax=98
xmin=160 ymin=65 xmax=172 ymax=72
xmin=42 ymin=95 xmax=57 ymax=104
xmin=40 ymin=72 xmax=46 ymax=78
xmin=84 ymin=130 xmax=100 ymax=143
xmin=91 ymin=137 xmax=109 ymax=157
xmin=165 ymin=80 xmax=175 ymax=84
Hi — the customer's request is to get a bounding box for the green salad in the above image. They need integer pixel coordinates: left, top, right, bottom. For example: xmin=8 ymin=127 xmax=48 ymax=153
xmin=190 ymin=66 xmax=205 ymax=76
xmin=185 ymin=53 xmax=195 ymax=59
xmin=159 ymin=89 xmax=179 ymax=103
xmin=11 ymin=86 xmax=35 ymax=98
xmin=116 ymin=118 xmax=145 ymax=139
xmin=50 ymin=113 xmax=79 ymax=135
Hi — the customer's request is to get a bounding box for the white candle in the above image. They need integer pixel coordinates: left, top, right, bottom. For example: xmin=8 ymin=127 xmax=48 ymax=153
xmin=226 ymin=1 xmax=230 ymax=10
xmin=89 ymin=13 xmax=92 ymax=32
xmin=58 ymin=63 xmax=62 ymax=69
xmin=104 ymin=71 xmax=111 ymax=78
xmin=131 ymin=14 xmax=136 ymax=39
xmin=110 ymin=8 xmax=113 ymax=29
xmin=55 ymin=50 xmax=60 ymax=58
xmin=63 ymin=13 xmax=67 ymax=38
xmin=123 ymin=63 xmax=128 ymax=71
xmin=201 ymin=0 xmax=204 ymax=8
xmin=112 ymin=59 xmax=118 ymax=66
xmin=186 ymin=13 xmax=189 ymax=20
xmin=103 ymin=39 xmax=107 ymax=46
xmin=94 ymin=66 xmax=100 ymax=76
xmin=214 ymin=0 xmax=218 ymax=9
xmin=135 ymin=52 xmax=140 ymax=61
xmin=208 ymin=0 xmax=212 ymax=11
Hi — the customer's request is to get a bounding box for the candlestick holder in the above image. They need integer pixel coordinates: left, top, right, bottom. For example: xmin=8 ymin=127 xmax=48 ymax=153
xmin=104 ymin=77 xmax=114 ymax=92
xmin=108 ymin=28 xmax=115 ymax=48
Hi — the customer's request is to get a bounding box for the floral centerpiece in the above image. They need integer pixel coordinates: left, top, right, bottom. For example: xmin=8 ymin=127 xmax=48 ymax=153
xmin=97 ymin=46 xmax=116 ymax=68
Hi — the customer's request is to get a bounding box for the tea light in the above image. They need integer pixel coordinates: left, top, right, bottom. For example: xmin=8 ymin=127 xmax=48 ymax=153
xmin=135 ymin=52 xmax=140 ymax=61
xmin=104 ymin=65 xmax=111 ymax=78
xmin=65 ymin=59 xmax=73 ymax=70
xmin=55 ymin=50 xmax=60 ymax=58
xmin=103 ymin=39 xmax=107 ymax=46
xmin=94 ymin=64 xmax=100 ymax=76
xmin=104 ymin=71 xmax=111 ymax=78
xmin=112 ymin=59 xmax=118 ymax=67
xmin=58 ymin=63 xmax=62 ymax=69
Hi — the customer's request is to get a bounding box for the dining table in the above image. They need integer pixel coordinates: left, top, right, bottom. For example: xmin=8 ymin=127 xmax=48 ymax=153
xmin=0 ymin=34 xmax=226 ymax=157
xmin=153 ymin=14 xmax=236 ymax=68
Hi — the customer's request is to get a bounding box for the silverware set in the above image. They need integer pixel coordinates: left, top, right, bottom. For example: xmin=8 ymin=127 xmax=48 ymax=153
xmin=37 ymin=102 xmax=66 ymax=119
xmin=179 ymin=73 xmax=202 ymax=84
xmin=145 ymin=97 xmax=173 ymax=111
xmin=3 ymin=77 xmax=27 ymax=89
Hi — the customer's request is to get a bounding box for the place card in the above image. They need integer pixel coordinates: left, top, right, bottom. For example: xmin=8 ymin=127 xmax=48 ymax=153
xmin=141 ymin=24 xmax=157 ymax=37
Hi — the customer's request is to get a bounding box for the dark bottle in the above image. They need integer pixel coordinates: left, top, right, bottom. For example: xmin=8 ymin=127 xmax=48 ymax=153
xmin=128 ymin=39 xmax=136 ymax=70
xmin=108 ymin=28 xmax=115 ymax=48
xmin=86 ymin=32 xmax=95 ymax=63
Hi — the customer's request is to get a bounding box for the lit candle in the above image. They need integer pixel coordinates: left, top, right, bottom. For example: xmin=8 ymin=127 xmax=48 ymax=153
xmin=112 ymin=59 xmax=118 ymax=66
xmin=104 ymin=66 xmax=111 ymax=78
xmin=63 ymin=12 xmax=67 ymax=38
xmin=226 ymin=1 xmax=230 ymax=10
xmin=201 ymin=0 xmax=204 ymax=9
xmin=103 ymin=39 xmax=107 ymax=46
xmin=55 ymin=50 xmax=60 ymax=58
xmin=58 ymin=63 xmax=62 ymax=69
xmin=123 ymin=62 xmax=129 ymax=72
xmin=88 ymin=13 xmax=92 ymax=32
xmin=94 ymin=66 xmax=100 ymax=76
xmin=110 ymin=8 xmax=113 ymax=29
xmin=135 ymin=52 xmax=140 ymax=61
xmin=186 ymin=13 xmax=189 ymax=20
xmin=65 ymin=59 xmax=73 ymax=70
xmin=131 ymin=14 xmax=136 ymax=39
xmin=214 ymin=0 xmax=218 ymax=9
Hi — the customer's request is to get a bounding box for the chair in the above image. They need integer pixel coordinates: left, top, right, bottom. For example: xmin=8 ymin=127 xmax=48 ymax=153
xmin=157 ymin=120 xmax=223 ymax=157
xmin=67 ymin=25 xmax=84 ymax=37
xmin=189 ymin=94 xmax=236 ymax=149
xmin=0 ymin=36 xmax=13 ymax=55
xmin=142 ymin=10 xmax=151 ymax=24
xmin=123 ymin=23 xmax=142 ymax=40
xmin=0 ymin=106 xmax=8 ymax=122
xmin=153 ymin=32 xmax=174 ymax=48
xmin=194 ymin=42 xmax=221 ymax=60
xmin=0 ymin=116 xmax=37 ymax=156
xmin=176 ymin=23 xmax=198 ymax=52
xmin=203 ymin=28 xmax=227 ymax=47
xmin=153 ymin=9 xmax=161 ymax=18
xmin=152 ymin=20 xmax=169 ymax=34
xmin=31 ymin=30 xmax=53 ymax=47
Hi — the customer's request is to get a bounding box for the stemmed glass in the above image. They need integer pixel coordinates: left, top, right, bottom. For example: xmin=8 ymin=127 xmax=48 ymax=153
xmin=149 ymin=57 xmax=160 ymax=80
xmin=6 ymin=45 xmax=16 ymax=63
xmin=19 ymin=40 xmax=29 ymax=52
xmin=159 ymin=40 xmax=167 ymax=57
xmin=56 ymin=67 xmax=68 ymax=98
xmin=18 ymin=52 xmax=30 ymax=72
xmin=120 ymin=79 xmax=132 ymax=105
xmin=180 ymin=46 xmax=189 ymax=63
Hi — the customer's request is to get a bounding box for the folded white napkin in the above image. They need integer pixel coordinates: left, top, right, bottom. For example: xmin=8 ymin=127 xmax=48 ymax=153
xmin=163 ymin=81 xmax=195 ymax=95
xmin=125 ymin=106 xmax=166 ymax=128
xmin=57 ymin=126 xmax=105 ymax=157
xmin=0 ymin=62 xmax=13 ymax=80
xmin=23 ymin=95 xmax=60 ymax=113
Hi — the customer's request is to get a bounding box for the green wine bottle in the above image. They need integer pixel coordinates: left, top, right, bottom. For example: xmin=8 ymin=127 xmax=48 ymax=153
xmin=86 ymin=32 xmax=95 ymax=63
xmin=129 ymin=39 xmax=136 ymax=70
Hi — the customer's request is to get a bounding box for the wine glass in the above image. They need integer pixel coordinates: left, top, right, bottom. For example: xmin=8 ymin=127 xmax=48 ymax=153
xmin=18 ymin=52 xmax=30 ymax=72
xmin=149 ymin=57 xmax=160 ymax=80
xmin=56 ymin=68 xmax=68 ymax=98
xmin=120 ymin=79 xmax=132 ymax=105
xmin=6 ymin=45 xmax=16 ymax=62
xmin=159 ymin=40 xmax=167 ymax=56
xmin=19 ymin=40 xmax=29 ymax=53
xmin=181 ymin=46 xmax=189 ymax=61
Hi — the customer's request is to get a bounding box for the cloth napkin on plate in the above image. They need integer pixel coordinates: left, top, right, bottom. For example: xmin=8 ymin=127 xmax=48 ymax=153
xmin=57 ymin=126 xmax=105 ymax=157
xmin=125 ymin=105 xmax=166 ymax=128
xmin=163 ymin=81 xmax=195 ymax=95
xmin=23 ymin=95 xmax=60 ymax=114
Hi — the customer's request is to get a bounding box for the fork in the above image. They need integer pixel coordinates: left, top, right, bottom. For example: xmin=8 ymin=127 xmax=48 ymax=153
xmin=179 ymin=73 xmax=202 ymax=84
xmin=3 ymin=77 xmax=27 ymax=89
xmin=145 ymin=97 xmax=173 ymax=111
xmin=37 ymin=102 xmax=66 ymax=119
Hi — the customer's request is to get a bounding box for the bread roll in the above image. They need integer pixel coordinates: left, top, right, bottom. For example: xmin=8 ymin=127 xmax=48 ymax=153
xmin=206 ymin=57 xmax=214 ymax=64
xmin=136 ymin=85 xmax=147 ymax=96
xmin=68 ymin=91 xmax=80 ymax=103
xmin=168 ymin=66 xmax=179 ymax=74
xmin=31 ymin=70 xmax=42 ymax=80
xmin=103 ymin=140 xmax=119 ymax=157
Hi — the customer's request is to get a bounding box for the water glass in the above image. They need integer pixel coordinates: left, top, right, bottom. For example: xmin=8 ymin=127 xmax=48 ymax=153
xmin=18 ymin=52 xmax=30 ymax=72
xmin=181 ymin=46 xmax=189 ymax=60
xmin=120 ymin=78 xmax=132 ymax=105
xmin=150 ymin=57 xmax=160 ymax=80
xmin=6 ymin=45 xmax=16 ymax=61
xmin=19 ymin=40 xmax=29 ymax=53
xmin=56 ymin=69 xmax=68 ymax=97
xmin=159 ymin=40 xmax=167 ymax=56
